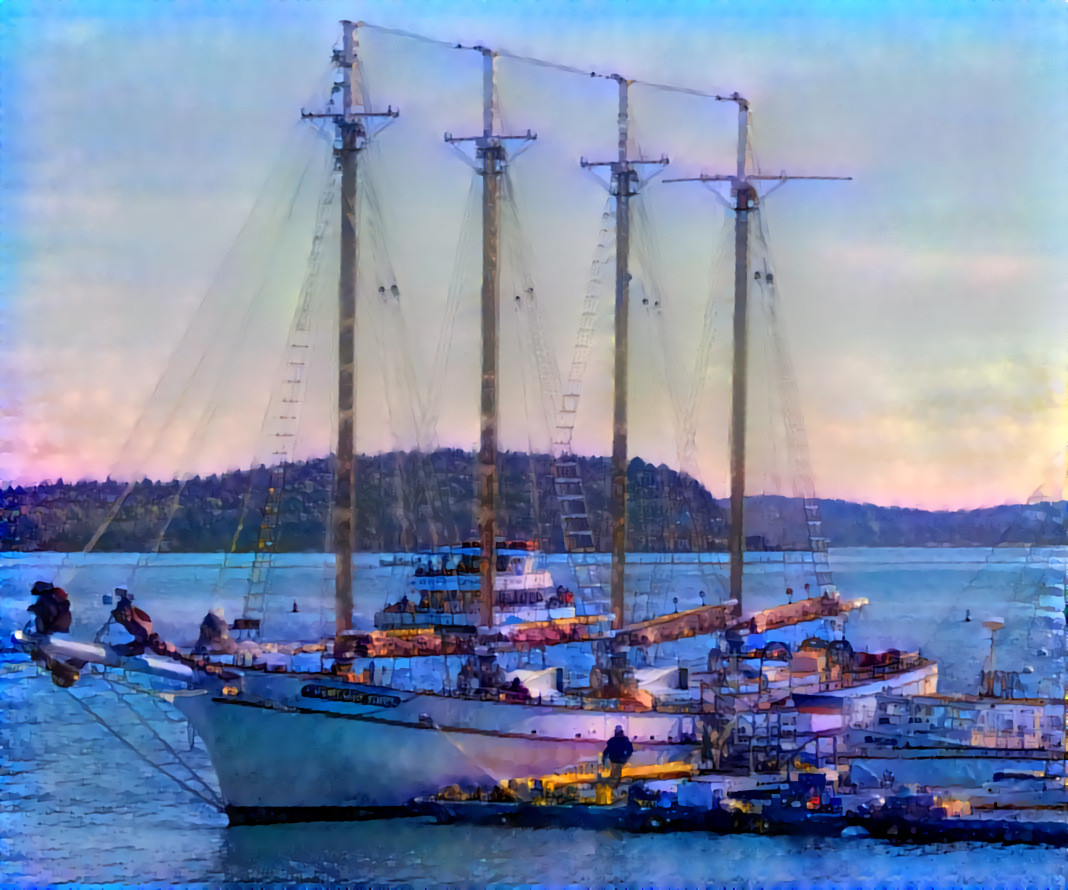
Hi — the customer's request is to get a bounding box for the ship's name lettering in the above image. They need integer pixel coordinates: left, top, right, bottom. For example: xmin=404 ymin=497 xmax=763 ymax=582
xmin=301 ymin=685 xmax=401 ymax=707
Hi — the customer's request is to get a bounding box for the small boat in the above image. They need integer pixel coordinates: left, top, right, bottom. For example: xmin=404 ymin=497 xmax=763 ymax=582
xmin=375 ymin=539 xmax=585 ymax=631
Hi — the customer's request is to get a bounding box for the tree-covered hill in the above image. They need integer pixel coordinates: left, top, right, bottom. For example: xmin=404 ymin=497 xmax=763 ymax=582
xmin=2 ymin=450 xmax=1063 ymax=552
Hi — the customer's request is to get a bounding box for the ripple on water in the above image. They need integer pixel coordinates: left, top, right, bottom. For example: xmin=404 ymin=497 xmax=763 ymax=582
xmin=2 ymin=552 xmax=1067 ymax=886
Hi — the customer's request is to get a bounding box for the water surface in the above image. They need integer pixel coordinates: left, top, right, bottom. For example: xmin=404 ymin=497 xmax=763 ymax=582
xmin=1 ymin=549 xmax=1065 ymax=887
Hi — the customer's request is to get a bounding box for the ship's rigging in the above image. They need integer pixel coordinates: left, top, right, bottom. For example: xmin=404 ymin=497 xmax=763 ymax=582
xmin=67 ymin=20 xmax=854 ymax=635
xmin=23 ymin=18 xmax=1063 ymax=828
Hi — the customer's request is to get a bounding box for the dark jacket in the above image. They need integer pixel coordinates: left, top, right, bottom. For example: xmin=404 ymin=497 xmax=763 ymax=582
xmin=603 ymin=733 xmax=634 ymax=765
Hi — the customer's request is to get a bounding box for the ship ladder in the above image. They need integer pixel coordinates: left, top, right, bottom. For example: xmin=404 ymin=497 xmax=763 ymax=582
xmin=757 ymin=248 xmax=837 ymax=596
xmin=234 ymin=465 xmax=289 ymax=639
xmin=234 ymin=168 xmax=336 ymax=638
xmin=567 ymin=551 xmax=610 ymax=619
xmin=552 ymin=457 xmax=597 ymax=553
xmin=802 ymin=498 xmax=836 ymax=595
xmin=548 ymin=201 xmax=615 ymax=558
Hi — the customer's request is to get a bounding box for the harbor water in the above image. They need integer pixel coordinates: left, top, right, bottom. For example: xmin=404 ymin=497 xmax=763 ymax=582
xmin=1 ymin=548 xmax=1065 ymax=887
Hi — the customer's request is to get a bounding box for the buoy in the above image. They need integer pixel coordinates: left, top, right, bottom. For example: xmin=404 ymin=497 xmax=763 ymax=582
xmin=964 ymin=609 xmax=971 ymax=622
xmin=292 ymin=601 xmax=299 ymax=613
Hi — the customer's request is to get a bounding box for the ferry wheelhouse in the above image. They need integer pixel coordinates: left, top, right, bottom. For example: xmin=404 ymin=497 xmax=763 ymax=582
xmin=375 ymin=539 xmax=585 ymax=630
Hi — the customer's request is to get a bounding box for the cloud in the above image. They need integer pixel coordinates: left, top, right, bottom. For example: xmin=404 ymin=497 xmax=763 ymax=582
xmin=3 ymin=1 xmax=1064 ymax=511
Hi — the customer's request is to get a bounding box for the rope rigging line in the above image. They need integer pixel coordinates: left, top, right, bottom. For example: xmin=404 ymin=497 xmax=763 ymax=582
xmin=501 ymin=169 xmax=561 ymax=450
xmin=679 ymin=214 xmax=733 ymax=482
xmin=627 ymin=239 xmax=727 ymax=594
xmin=631 ymin=188 xmax=725 ymax=598
xmin=359 ymin=140 xmax=433 ymax=449
xmin=425 ymin=178 xmax=481 ymax=442
xmin=78 ymin=117 xmax=331 ymax=615
xmin=508 ymin=286 xmax=555 ymax=451
xmin=225 ymin=152 xmax=341 ymax=631
xmin=748 ymin=199 xmax=838 ymax=595
xmin=510 ymin=291 xmax=552 ymax=548
xmin=95 ymin=65 xmax=333 ymax=484
xmin=339 ymin=136 xmax=428 ymax=548
xmin=150 ymin=140 xmax=329 ymax=610
xmin=753 ymin=220 xmax=816 ymax=501
xmin=360 ymin=276 xmax=427 ymax=550
xmin=99 ymin=675 xmax=222 ymax=797
xmin=358 ymin=22 xmax=738 ymax=102
xmin=630 ymin=196 xmax=688 ymax=467
xmin=371 ymin=151 xmax=482 ymax=544
xmin=59 ymin=683 xmax=224 ymax=812
xmin=73 ymin=124 xmax=329 ymax=575
xmin=555 ymin=201 xmax=616 ymax=456
xmin=753 ymin=256 xmax=784 ymax=501
xmin=355 ymin=143 xmax=466 ymax=549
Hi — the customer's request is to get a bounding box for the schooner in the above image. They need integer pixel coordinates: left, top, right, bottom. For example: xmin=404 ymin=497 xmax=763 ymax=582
xmin=13 ymin=21 xmax=937 ymax=823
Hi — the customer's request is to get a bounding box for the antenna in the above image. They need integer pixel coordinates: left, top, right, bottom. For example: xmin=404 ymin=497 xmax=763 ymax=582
xmin=665 ymin=95 xmax=850 ymax=618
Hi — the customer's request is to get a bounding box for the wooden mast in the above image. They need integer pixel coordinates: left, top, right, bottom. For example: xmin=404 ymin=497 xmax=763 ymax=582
xmin=333 ymin=20 xmax=359 ymax=648
xmin=726 ymin=98 xmax=753 ymax=617
xmin=581 ymin=79 xmax=667 ymax=630
xmin=446 ymin=48 xmax=535 ymax=628
xmin=666 ymin=94 xmax=849 ymax=619
xmin=320 ymin=22 xmax=398 ymax=655
xmin=609 ymin=76 xmax=633 ymax=633
xmin=476 ymin=49 xmax=503 ymax=629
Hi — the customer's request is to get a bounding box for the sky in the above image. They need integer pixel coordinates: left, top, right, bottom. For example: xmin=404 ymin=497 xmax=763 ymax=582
xmin=1 ymin=0 xmax=1065 ymax=510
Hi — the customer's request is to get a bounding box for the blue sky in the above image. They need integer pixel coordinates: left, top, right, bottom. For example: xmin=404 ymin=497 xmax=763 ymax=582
xmin=1 ymin=0 xmax=1065 ymax=508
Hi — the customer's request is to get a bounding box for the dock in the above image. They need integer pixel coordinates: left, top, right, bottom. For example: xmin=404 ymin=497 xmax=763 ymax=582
xmin=415 ymin=798 xmax=1068 ymax=845
xmin=412 ymin=758 xmax=1068 ymax=846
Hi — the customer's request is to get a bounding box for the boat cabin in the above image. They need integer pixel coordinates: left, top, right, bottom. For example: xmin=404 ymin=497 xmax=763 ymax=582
xmin=375 ymin=540 xmax=578 ymax=630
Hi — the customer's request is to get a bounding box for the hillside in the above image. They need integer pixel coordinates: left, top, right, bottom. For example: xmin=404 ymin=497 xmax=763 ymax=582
xmin=2 ymin=451 xmax=1063 ymax=552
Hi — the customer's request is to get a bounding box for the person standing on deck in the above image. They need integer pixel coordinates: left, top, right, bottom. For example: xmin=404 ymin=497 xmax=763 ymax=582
xmin=194 ymin=607 xmax=236 ymax=654
xmin=457 ymin=658 xmax=477 ymax=693
xmin=602 ymin=725 xmax=634 ymax=787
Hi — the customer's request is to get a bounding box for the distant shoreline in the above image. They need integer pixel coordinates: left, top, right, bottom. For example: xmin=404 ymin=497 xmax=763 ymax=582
xmin=4 ymin=452 xmax=1065 ymax=553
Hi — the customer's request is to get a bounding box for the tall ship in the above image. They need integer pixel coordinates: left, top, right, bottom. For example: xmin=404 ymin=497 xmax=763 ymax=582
xmin=13 ymin=21 xmax=937 ymax=823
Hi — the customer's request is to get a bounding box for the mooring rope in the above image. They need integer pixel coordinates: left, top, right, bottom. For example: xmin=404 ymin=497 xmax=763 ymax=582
xmin=60 ymin=683 xmax=224 ymax=812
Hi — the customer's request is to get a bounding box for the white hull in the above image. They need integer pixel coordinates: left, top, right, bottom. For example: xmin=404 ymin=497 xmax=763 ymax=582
xmin=14 ymin=630 xmax=939 ymax=821
xmin=799 ymin=664 xmax=938 ymax=699
xmin=175 ymin=661 xmax=939 ymax=817
xmin=173 ymin=673 xmax=697 ymax=817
